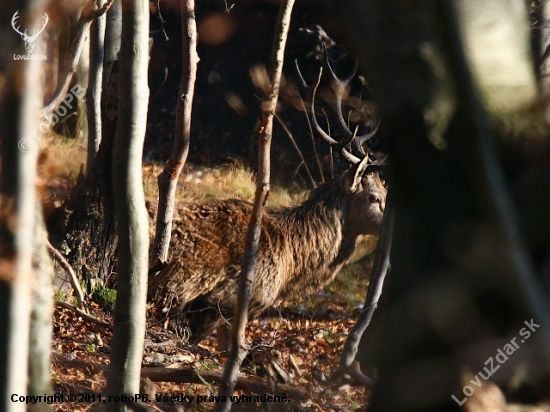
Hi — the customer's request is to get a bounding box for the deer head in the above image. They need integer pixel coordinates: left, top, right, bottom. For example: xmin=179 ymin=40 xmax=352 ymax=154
xmin=298 ymin=53 xmax=386 ymax=234
xmin=12 ymin=11 xmax=49 ymax=54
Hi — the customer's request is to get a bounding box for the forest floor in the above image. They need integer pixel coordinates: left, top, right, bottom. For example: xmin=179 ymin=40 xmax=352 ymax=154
xmin=47 ymin=157 xmax=377 ymax=411
xmin=52 ymin=254 xmax=376 ymax=411
xmin=51 ymin=270 xmax=374 ymax=412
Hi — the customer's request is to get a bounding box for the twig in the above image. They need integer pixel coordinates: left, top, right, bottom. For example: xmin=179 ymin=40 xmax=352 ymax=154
xmin=47 ymin=240 xmax=87 ymax=311
xmin=298 ymin=95 xmax=325 ymax=183
xmin=288 ymin=354 xmax=302 ymax=376
xmin=275 ymin=114 xmax=316 ymax=187
xmin=55 ymin=300 xmax=112 ymax=328
xmin=223 ymin=0 xmax=235 ymax=13
xmin=143 ymin=368 xmax=308 ymax=400
xmin=155 ymin=0 xmax=169 ymax=41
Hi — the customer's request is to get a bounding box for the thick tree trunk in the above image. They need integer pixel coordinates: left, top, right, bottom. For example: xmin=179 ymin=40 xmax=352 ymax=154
xmin=105 ymin=0 xmax=150 ymax=409
xmin=214 ymin=1 xmax=294 ymax=410
xmin=0 ymin=2 xmax=44 ymax=409
xmin=49 ymin=63 xmax=120 ymax=288
xmin=151 ymin=0 xmax=198 ymax=264
xmin=330 ymin=0 xmax=550 ymax=409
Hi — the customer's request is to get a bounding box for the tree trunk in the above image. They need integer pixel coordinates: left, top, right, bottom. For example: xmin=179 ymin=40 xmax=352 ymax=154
xmin=214 ymin=1 xmax=294 ymax=410
xmin=0 ymin=2 xmax=44 ymax=409
xmin=28 ymin=204 xmax=54 ymax=412
xmin=533 ymin=0 xmax=550 ymax=121
xmin=49 ymin=62 xmax=120 ymax=288
xmin=102 ymin=0 xmax=122 ymax=118
xmin=330 ymin=0 xmax=550 ymax=409
xmin=105 ymin=0 xmax=150 ymax=409
xmin=86 ymin=0 xmax=106 ymax=175
xmin=151 ymin=0 xmax=198 ymax=264
xmin=339 ymin=194 xmax=394 ymax=387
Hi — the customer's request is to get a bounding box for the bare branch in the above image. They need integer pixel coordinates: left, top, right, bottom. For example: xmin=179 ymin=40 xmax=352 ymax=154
xmin=274 ymin=114 xmax=316 ymax=187
xmin=47 ymin=240 xmax=87 ymax=312
xmin=54 ymin=300 xmax=111 ymax=328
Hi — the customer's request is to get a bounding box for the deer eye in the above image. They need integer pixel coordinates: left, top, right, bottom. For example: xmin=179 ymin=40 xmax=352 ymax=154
xmin=369 ymin=194 xmax=380 ymax=204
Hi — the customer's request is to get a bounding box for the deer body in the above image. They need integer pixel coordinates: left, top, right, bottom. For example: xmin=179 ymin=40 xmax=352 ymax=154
xmin=149 ymin=167 xmax=386 ymax=343
xmin=150 ymin=53 xmax=386 ymax=343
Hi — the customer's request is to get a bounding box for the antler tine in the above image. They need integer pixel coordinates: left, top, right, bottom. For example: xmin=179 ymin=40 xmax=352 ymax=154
xmin=294 ymin=59 xmax=311 ymax=89
xmin=353 ymin=117 xmax=380 ymax=156
xmin=11 ymin=11 xmax=25 ymax=36
xmin=40 ymin=14 xmax=49 ymax=31
xmin=311 ymin=63 xmax=361 ymax=164
xmin=325 ymin=53 xmax=378 ymax=146
xmin=341 ymin=125 xmax=362 ymax=165
xmin=311 ymin=66 xmax=340 ymax=146
xmin=29 ymin=14 xmax=49 ymax=40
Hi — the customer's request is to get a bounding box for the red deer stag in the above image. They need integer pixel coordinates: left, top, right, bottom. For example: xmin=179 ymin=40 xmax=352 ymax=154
xmin=148 ymin=62 xmax=386 ymax=344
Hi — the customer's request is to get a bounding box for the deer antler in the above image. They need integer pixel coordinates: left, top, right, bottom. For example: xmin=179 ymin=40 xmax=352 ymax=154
xmin=11 ymin=11 xmax=25 ymax=37
xmin=29 ymin=14 xmax=49 ymax=41
xmin=297 ymin=52 xmax=380 ymax=166
xmin=11 ymin=11 xmax=48 ymax=40
xmin=38 ymin=14 xmax=49 ymax=36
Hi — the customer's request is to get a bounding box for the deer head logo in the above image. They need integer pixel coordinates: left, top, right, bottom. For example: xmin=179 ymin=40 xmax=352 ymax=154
xmin=11 ymin=11 xmax=49 ymax=54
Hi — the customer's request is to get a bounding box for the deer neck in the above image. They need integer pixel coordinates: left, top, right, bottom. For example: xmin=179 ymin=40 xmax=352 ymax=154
xmin=269 ymin=189 xmax=359 ymax=297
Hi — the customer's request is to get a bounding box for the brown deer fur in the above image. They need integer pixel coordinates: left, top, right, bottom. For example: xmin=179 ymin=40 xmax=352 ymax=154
xmin=148 ymin=163 xmax=386 ymax=343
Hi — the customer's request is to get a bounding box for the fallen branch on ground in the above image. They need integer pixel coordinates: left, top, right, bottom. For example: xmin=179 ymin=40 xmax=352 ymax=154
xmin=48 ymin=240 xmax=87 ymax=311
xmin=55 ymin=300 xmax=111 ymax=328
xmin=51 ymin=355 xmax=309 ymax=401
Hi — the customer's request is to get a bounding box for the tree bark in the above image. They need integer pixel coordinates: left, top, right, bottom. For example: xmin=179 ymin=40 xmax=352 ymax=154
xmin=28 ymin=204 xmax=54 ymax=412
xmin=330 ymin=0 xmax=550 ymax=409
xmin=338 ymin=194 xmax=394 ymax=387
xmin=105 ymin=0 xmax=150 ymax=410
xmin=86 ymin=0 xmax=107 ymax=175
xmin=151 ymin=0 xmax=198 ymax=264
xmin=214 ymin=1 xmax=295 ymax=410
xmin=0 ymin=2 xmax=44 ymax=410
xmin=102 ymin=0 xmax=122 ymax=118
xmin=533 ymin=0 xmax=550 ymax=121
xmin=49 ymin=62 xmax=120 ymax=287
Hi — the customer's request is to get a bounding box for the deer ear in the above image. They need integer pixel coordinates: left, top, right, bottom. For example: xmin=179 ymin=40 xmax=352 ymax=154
xmin=343 ymin=155 xmax=370 ymax=194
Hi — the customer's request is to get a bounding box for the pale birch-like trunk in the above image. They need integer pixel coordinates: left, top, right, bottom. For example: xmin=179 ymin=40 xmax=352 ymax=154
xmin=105 ymin=0 xmax=150 ymax=410
xmin=102 ymin=0 xmax=122 ymax=117
xmin=28 ymin=204 xmax=54 ymax=412
xmin=0 ymin=2 xmax=44 ymax=410
xmin=86 ymin=0 xmax=106 ymax=175
xmin=151 ymin=0 xmax=198 ymax=264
